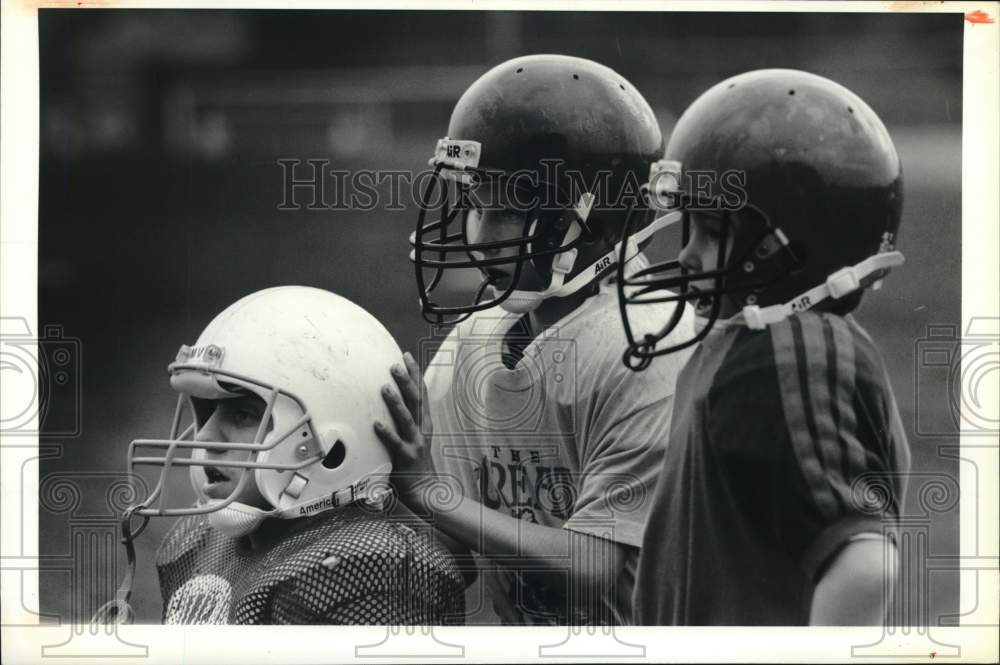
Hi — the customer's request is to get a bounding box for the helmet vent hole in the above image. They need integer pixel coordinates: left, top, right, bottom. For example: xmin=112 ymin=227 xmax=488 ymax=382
xmin=572 ymin=74 xmax=579 ymax=80
xmin=516 ymin=67 xmax=523 ymax=73
xmin=847 ymin=106 xmax=854 ymax=113
xmin=728 ymin=83 xmax=735 ymax=89
xmin=619 ymin=84 xmax=625 ymax=90
xmin=788 ymin=89 xmax=795 ymax=95
xmin=322 ymin=440 xmax=347 ymax=469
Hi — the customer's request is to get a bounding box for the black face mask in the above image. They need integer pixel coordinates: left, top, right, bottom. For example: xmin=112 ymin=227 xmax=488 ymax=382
xmin=411 ymin=164 xmax=595 ymax=326
xmin=617 ymin=207 xmax=801 ymax=371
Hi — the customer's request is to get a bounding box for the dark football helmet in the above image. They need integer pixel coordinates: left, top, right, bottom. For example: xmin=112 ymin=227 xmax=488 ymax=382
xmin=411 ymin=54 xmax=664 ymax=324
xmin=617 ymin=69 xmax=904 ymax=368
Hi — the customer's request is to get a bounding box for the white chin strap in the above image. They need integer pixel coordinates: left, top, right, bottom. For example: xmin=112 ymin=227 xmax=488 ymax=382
xmin=740 ymin=251 xmax=905 ymax=330
xmin=499 ymin=208 xmax=682 ymax=314
xmin=202 ymin=463 xmax=393 ymax=538
xmin=208 ymin=501 xmax=269 ymax=538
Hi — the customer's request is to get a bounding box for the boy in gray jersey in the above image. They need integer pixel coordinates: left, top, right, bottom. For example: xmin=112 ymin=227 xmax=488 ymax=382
xmin=374 ymin=55 xmax=693 ymax=625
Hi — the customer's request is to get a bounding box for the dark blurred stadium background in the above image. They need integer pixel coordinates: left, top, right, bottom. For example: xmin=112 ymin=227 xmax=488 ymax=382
xmin=37 ymin=10 xmax=962 ymax=624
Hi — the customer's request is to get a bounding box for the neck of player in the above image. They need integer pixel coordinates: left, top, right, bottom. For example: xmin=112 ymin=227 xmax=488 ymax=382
xmin=525 ymin=285 xmax=595 ymax=338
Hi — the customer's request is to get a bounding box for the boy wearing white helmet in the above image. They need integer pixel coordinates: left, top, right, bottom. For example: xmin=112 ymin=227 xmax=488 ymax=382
xmin=95 ymin=286 xmax=464 ymax=625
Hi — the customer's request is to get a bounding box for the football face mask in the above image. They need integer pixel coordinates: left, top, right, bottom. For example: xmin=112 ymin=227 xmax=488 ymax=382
xmin=617 ymin=70 xmax=905 ymax=371
xmin=617 ymin=160 xmax=802 ymax=370
xmin=411 ymin=148 xmax=599 ymax=323
xmin=129 ymin=353 xmax=361 ymax=522
xmin=410 ymin=54 xmax=665 ymax=325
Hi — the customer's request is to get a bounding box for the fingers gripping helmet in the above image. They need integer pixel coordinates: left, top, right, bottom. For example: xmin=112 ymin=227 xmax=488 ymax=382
xmin=618 ymin=69 xmax=904 ymax=366
xmin=411 ymin=54 xmax=664 ymax=323
xmin=130 ymin=286 xmax=401 ymax=537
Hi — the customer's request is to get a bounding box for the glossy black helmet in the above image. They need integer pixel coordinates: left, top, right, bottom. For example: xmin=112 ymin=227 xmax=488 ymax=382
xmin=412 ymin=54 xmax=663 ymax=324
xmin=618 ymin=69 xmax=904 ymax=367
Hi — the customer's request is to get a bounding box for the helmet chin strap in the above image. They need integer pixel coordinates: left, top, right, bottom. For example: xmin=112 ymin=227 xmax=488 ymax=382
xmin=207 ymin=501 xmax=269 ymax=538
xmin=499 ymin=209 xmax=681 ymax=314
xmin=740 ymin=251 xmax=905 ymax=330
xmin=203 ymin=463 xmax=393 ymax=537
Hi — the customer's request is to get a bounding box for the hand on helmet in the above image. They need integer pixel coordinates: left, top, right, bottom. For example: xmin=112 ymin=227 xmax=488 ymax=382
xmin=374 ymin=351 xmax=437 ymax=504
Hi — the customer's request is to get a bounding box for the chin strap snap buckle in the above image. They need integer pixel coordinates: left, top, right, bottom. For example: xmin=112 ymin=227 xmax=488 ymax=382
xmin=552 ymin=248 xmax=578 ymax=276
xmin=742 ymin=304 xmax=788 ymax=330
xmin=826 ymin=266 xmax=861 ymax=299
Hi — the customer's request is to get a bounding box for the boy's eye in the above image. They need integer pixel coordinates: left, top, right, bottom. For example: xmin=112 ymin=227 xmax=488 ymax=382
xmin=691 ymin=223 xmax=722 ymax=241
xmin=234 ymin=408 xmax=260 ymax=429
xmin=690 ymin=214 xmax=725 ymax=240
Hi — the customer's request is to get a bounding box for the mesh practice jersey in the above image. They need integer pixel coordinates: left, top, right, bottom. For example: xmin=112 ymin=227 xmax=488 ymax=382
xmin=424 ymin=281 xmax=693 ymax=624
xmin=156 ymin=503 xmax=465 ymax=624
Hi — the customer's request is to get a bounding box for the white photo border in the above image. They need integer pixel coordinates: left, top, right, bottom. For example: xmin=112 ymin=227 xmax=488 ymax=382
xmin=1 ymin=1 xmax=997 ymax=662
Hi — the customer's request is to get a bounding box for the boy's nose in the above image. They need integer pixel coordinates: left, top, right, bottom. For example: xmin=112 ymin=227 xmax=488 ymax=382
xmin=678 ymin=241 xmax=702 ymax=274
xmin=467 ymin=222 xmax=493 ymax=250
xmin=194 ymin=415 xmax=226 ymax=444
xmin=469 ymin=235 xmax=505 ymax=265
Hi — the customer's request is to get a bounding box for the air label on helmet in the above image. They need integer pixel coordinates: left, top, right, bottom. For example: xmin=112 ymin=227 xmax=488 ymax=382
xmin=431 ymin=138 xmax=481 ymax=170
xmin=790 ymin=295 xmax=812 ymax=312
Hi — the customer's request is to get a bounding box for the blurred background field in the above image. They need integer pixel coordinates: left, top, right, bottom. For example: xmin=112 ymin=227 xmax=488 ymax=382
xmin=35 ymin=10 xmax=963 ymax=624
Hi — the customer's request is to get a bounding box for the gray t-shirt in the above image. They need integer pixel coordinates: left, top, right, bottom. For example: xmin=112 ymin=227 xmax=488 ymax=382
xmin=424 ymin=281 xmax=692 ymax=624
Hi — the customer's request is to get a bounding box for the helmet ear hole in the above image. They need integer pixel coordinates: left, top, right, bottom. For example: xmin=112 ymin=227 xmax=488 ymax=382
xmin=322 ymin=440 xmax=347 ymax=469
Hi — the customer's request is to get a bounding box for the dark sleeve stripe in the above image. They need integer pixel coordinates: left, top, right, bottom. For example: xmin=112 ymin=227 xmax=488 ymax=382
xmin=776 ymin=315 xmax=882 ymax=526
xmin=822 ymin=320 xmax=853 ymax=491
xmin=770 ymin=318 xmax=840 ymax=522
xmin=799 ymin=314 xmax=850 ymax=515
xmin=828 ymin=316 xmax=871 ymax=500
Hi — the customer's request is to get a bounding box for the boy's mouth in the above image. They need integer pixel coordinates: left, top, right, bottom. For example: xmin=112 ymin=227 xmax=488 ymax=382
xmin=483 ymin=267 xmax=512 ymax=289
xmin=204 ymin=466 xmax=230 ymax=484
xmin=484 ymin=267 xmax=509 ymax=282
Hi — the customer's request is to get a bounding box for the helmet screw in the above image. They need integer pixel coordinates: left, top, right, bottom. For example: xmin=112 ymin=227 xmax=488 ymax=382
xmin=296 ymin=443 xmax=310 ymax=458
xmin=746 ymin=294 xmax=758 ymax=305
xmin=743 ymin=261 xmax=755 ymax=273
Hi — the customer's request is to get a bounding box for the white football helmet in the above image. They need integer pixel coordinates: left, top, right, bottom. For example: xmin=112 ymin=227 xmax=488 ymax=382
xmin=128 ymin=286 xmax=402 ymax=536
